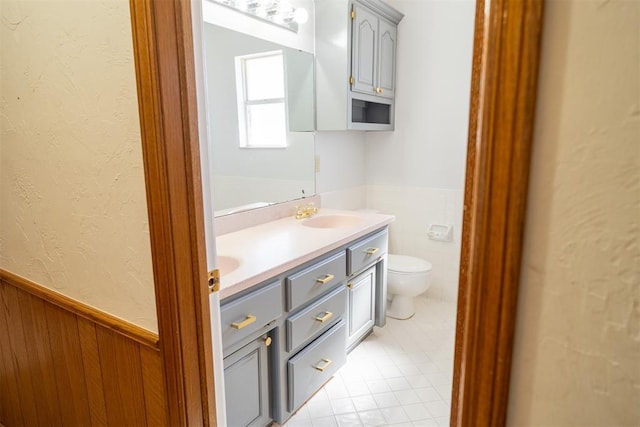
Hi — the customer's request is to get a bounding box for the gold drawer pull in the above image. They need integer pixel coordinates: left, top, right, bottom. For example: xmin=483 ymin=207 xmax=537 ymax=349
xmin=314 ymin=358 xmax=332 ymax=372
xmin=314 ymin=311 xmax=333 ymax=323
xmin=231 ymin=315 xmax=256 ymax=330
xmin=316 ymin=274 xmax=335 ymax=285
xmin=365 ymin=247 xmax=379 ymax=255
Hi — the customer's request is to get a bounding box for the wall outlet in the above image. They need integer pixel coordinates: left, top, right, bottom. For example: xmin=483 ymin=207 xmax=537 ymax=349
xmin=427 ymin=224 xmax=453 ymax=242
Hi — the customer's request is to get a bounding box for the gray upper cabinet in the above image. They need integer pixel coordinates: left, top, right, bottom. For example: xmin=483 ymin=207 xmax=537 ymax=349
xmin=377 ymin=19 xmax=397 ymax=99
xmin=351 ymin=4 xmax=378 ymax=96
xmin=351 ymin=4 xmax=397 ymax=100
xmin=316 ymin=0 xmax=403 ymax=131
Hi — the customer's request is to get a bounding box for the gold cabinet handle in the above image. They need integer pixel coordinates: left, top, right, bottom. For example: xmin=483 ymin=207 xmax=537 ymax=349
xmin=379 ymin=88 xmax=385 ymax=94
xmin=347 ymin=282 xmax=353 ymax=289
xmin=314 ymin=358 xmax=332 ymax=372
xmin=314 ymin=311 xmax=333 ymax=323
xmin=365 ymin=247 xmax=379 ymax=255
xmin=231 ymin=315 xmax=256 ymax=330
xmin=316 ymin=274 xmax=335 ymax=285
xmin=264 ymin=336 xmax=272 ymax=347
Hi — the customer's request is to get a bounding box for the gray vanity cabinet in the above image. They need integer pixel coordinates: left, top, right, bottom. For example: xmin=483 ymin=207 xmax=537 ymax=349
xmin=285 ymin=252 xmax=347 ymax=312
xmin=282 ymin=252 xmax=348 ymax=409
xmin=287 ymin=321 xmax=347 ymax=411
xmin=351 ymin=3 xmax=397 ymax=100
xmin=286 ymin=285 xmax=347 ymax=352
xmin=345 ymin=228 xmax=388 ymax=349
xmin=224 ymin=335 xmax=272 ymax=427
xmin=346 ymin=267 xmax=376 ymax=349
xmin=221 ymin=281 xmax=282 ymax=427
xmin=220 ymin=227 xmax=390 ymax=426
xmin=221 ymin=280 xmax=282 ymax=352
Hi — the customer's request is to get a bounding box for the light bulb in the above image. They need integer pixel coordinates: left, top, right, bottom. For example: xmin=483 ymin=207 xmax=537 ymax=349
xmin=292 ymin=7 xmax=308 ymax=24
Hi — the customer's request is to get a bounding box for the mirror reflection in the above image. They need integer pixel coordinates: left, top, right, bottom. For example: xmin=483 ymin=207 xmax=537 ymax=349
xmin=203 ymin=23 xmax=316 ymax=216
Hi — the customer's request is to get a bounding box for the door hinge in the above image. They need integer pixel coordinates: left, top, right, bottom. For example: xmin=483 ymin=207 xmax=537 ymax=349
xmin=349 ymin=75 xmax=354 ymax=85
xmin=350 ymin=8 xmax=355 ymax=19
xmin=208 ymin=269 xmax=220 ymax=293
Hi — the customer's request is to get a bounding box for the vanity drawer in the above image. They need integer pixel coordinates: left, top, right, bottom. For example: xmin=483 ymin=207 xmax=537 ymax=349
xmin=287 ymin=320 xmax=347 ymax=411
xmin=286 ymin=252 xmax=346 ymax=311
xmin=347 ymin=229 xmax=388 ymax=275
xmin=286 ymin=285 xmax=346 ymax=352
xmin=221 ymin=281 xmax=282 ymax=349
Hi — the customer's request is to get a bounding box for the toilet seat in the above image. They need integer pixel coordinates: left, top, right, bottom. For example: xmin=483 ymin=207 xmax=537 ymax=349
xmin=388 ymin=254 xmax=432 ymax=274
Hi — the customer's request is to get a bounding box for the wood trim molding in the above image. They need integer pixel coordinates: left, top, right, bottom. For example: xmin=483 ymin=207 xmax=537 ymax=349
xmin=452 ymin=0 xmax=544 ymax=426
xmin=0 ymin=269 xmax=159 ymax=350
xmin=129 ymin=0 xmax=216 ymax=425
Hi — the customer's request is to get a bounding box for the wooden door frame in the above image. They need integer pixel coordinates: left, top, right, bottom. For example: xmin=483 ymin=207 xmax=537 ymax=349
xmin=128 ymin=0 xmax=544 ymax=425
xmin=452 ymin=1 xmax=544 ymax=425
xmin=129 ymin=0 xmax=216 ymax=425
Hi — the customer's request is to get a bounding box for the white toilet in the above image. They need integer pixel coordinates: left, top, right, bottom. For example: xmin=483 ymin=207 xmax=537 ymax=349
xmin=386 ymin=254 xmax=433 ymax=319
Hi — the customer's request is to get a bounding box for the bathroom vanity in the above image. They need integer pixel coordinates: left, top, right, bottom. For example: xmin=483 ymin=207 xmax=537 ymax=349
xmin=216 ymin=210 xmax=393 ymax=426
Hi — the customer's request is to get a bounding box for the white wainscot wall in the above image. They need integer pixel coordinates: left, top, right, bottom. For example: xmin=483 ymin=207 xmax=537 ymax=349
xmin=320 ymin=183 xmax=464 ymax=303
xmin=367 ymin=185 xmax=463 ymax=302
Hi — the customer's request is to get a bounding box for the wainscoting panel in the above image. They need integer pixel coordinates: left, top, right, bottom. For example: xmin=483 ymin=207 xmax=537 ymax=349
xmin=0 ymin=270 xmax=168 ymax=426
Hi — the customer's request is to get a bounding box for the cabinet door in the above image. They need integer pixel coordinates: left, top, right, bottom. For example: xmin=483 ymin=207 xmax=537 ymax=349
xmin=224 ymin=336 xmax=271 ymax=427
xmin=377 ymin=19 xmax=397 ymax=99
xmin=351 ymin=4 xmax=378 ymax=96
xmin=347 ymin=267 xmax=376 ymax=349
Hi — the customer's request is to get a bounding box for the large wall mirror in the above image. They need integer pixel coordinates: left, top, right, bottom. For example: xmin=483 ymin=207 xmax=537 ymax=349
xmin=203 ymin=21 xmax=316 ymax=216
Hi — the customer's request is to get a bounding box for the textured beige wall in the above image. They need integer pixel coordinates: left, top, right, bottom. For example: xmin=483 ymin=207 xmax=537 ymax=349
xmin=508 ymin=0 xmax=639 ymax=425
xmin=0 ymin=1 xmax=157 ymax=332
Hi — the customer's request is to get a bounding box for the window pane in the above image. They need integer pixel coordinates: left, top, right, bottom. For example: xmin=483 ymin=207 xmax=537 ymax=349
xmin=245 ymin=53 xmax=285 ymax=101
xmin=247 ymin=102 xmax=286 ymax=147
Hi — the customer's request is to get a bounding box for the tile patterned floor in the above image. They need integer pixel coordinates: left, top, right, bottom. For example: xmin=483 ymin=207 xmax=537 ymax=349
xmin=282 ymin=298 xmax=457 ymax=427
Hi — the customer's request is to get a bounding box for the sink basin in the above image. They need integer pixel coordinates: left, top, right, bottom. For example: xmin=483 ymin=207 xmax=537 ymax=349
xmin=217 ymin=255 xmax=240 ymax=276
xmin=302 ymin=214 xmax=364 ymax=229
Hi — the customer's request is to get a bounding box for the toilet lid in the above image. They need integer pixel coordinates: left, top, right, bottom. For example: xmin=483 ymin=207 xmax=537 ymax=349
xmin=388 ymin=254 xmax=432 ymax=274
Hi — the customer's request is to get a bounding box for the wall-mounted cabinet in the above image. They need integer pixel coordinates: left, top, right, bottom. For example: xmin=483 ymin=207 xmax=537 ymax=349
xmin=351 ymin=3 xmax=397 ymax=100
xmin=316 ymin=0 xmax=403 ymax=131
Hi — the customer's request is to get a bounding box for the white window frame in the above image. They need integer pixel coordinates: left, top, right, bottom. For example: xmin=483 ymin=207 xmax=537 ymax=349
xmin=234 ymin=50 xmax=288 ymax=148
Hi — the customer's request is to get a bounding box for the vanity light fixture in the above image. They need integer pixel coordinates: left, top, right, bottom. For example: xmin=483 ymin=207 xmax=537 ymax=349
xmin=210 ymin=0 xmax=309 ymax=32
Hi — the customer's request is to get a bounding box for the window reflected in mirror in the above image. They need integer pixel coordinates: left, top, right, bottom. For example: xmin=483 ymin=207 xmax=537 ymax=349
xmin=235 ymin=50 xmax=288 ymax=148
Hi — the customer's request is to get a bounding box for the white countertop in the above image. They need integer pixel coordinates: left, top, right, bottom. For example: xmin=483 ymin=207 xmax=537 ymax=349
xmin=216 ymin=209 xmax=395 ymax=299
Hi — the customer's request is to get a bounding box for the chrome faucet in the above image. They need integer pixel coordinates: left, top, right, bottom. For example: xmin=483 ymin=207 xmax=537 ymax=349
xmin=295 ymin=203 xmax=318 ymax=219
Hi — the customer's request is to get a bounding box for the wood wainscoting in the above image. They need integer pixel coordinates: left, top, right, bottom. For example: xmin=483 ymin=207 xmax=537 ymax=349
xmin=0 ymin=269 xmax=168 ymax=426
